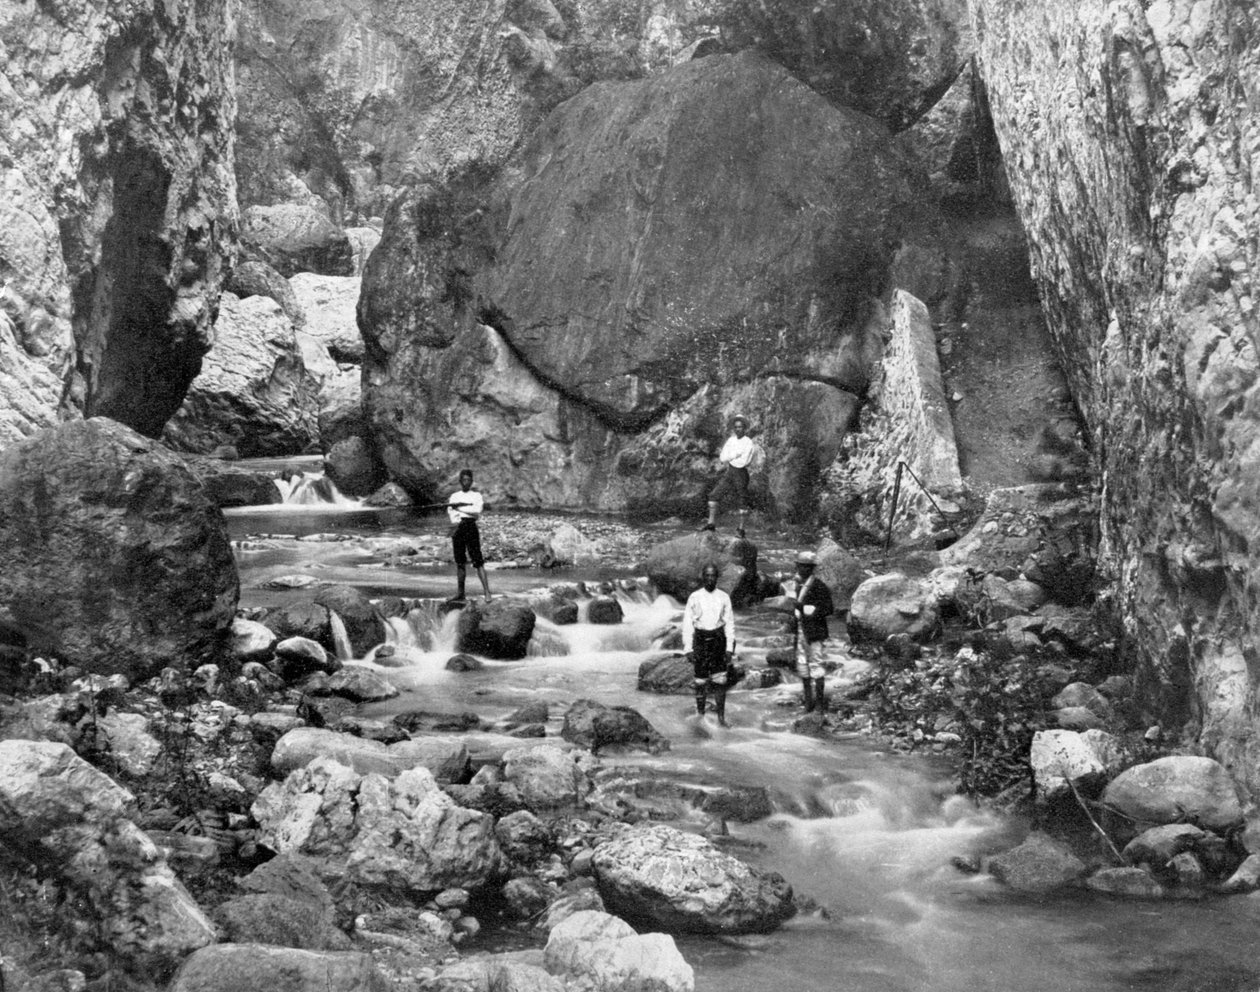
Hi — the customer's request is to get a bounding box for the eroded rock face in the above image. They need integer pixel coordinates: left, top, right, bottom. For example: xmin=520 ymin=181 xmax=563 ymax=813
xmin=0 ymin=0 xmax=236 ymax=444
xmin=361 ymin=52 xmax=933 ymax=514
xmin=972 ymin=2 xmax=1260 ymax=794
xmin=0 ymin=419 xmax=238 ymax=681
xmin=162 ymin=294 xmax=321 ymax=457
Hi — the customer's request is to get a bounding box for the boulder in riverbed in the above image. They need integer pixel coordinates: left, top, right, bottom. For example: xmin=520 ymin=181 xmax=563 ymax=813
xmin=561 ymin=699 xmax=670 ymax=755
xmin=988 ymin=832 xmax=1086 ymax=895
xmin=0 ymin=419 xmax=237 ymax=682
xmin=1101 ymin=756 xmax=1243 ymax=834
xmin=592 ymin=824 xmax=794 ymax=934
xmin=457 ymin=601 xmax=537 ymax=659
xmin=168 ymin=944 xmax=387 ymax=992
xmin=847 ymin=572 xmax=939 ymax=643
xmin=544 ymin=909 xmax=694 ymax=992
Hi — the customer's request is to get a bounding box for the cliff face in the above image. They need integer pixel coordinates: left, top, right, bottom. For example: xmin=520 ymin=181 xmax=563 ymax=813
xmin=0 ymin=0 xmax=238 ymax=444
xmin=973 ymin=1 xmax=1260 ymax=791
xmin=359 ymin=52 xmax=940 ymax=516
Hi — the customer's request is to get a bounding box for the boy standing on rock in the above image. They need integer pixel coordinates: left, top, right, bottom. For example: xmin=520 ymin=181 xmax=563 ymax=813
xmin=682 ymin=563 xmax=735 ymax=727
xmin=448 ymin=469 xmax=492 ymax=603
xmin=793 ymin=551 xmax=834 ymax=713
xmin=701 ymin=415 xmax=755 ymax=537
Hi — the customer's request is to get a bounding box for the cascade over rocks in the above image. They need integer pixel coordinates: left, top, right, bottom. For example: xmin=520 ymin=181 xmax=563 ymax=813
xmin=0 ymin=419 xmax=238 ymax=682
xmin=971 ymin=1 xmax=1260 ymax=794
xmin=592 ymin=823 xmax=794 ymax=934
xmin=0 ymin=0 xmax=235 ymax=444
xmin=359 ymin=51 xmax=937 ymax=514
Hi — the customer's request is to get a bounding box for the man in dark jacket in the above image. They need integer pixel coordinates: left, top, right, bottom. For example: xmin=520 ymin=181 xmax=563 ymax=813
xmin=793 ymin=551 xmax=834 ymax=713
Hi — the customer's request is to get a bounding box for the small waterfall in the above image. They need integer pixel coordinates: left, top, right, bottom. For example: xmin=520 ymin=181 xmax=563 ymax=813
xmin=526 ymin=619 xmax=570 ymax=658
xmin=276 ymin=471 xmax=358 ymax=506
xmin=328 ymin=609 xmax=354 ymax=660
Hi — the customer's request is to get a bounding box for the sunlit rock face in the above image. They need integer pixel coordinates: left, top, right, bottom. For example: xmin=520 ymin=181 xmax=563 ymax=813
xmin=234 ymin=0 xmax=970 ymax=219
xmin=359 ymin=52 xmax=938 ymax=516
xmin=973 ymin=2 xmax=1260 ymax=793
xmin=0 ymin=0 xmax=237 ymax=446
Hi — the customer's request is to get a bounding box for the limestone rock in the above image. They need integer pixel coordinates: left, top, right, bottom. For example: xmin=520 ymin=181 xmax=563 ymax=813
xmin=988 ymin=832 xmax=1085 ymax=894
xmin=501 ymin=744 xmax=592 ymax=809
xmin=241 ymin=205 xmax=353 ymax=278
xmin=592 ymin=824 xmax=794 ymax=934
xmin=95 ymin=711 xmax=162 ymax=777
xmin=637 ymin=653 xmax=694 ymax=695
xmin=271 ymin=728 xmax=469 ymax=781
xmin=168 ymin=944 xmax=388 ymax=992
xmin=228 ymin=260 xmax=306 ymax=329
xmin=359 ymin=52 xmax=931 ymax=514
xmin=1052 ymin=682 xmax=1113 ymax=719
xmin=547 ymin=524 xmax=600 ymax=566
xmin=314 ymin=585 xmax=384 ymax=657
xmin=586 ymin=597 xmax=623 ymax=625
xmin=561 ymin=700 xmax=670 ymax=755
xmin=214 ymin=894 xmax=352 ymax=950
xmin=1029 ymin=729 xmax=1124 ymax=802
xmin=815 ymin=539 xmax=867 ymax=612
xmin=1101 ymin=756 xmax=1243 ymax=833
xmin=325 ymin=665 xmax=399 ymax=702
xmin=544 ymin=910 xmax=694 ymax=992
xmin=252 ymin=758 xmax=503 ymax=894
xmin=0 ymin=0 xmax=235 ymax=443
xmin=1122 ymin=824 xmax=1213 ymax=868
xmin=274 ymin=636 xmax=335 ymax=681
xmin=324 ymin=437 xmax=384 ymax=498
xmin=642 ymin=533 xmax=749 ymax=602
xmin=847 ymin=572 xmax=939 ymax=643
xmin=163 ymin=293 xmax=320 ymax=457
xmin=289 ymin=274 xmax=364 ymax=363
xmin=232 ymin=618 xmax=278 ymax=661
xmin=264 ymin=601 xmax=333 ymax=645
xmin=0 ymin=419 xmax=237 ymax=681
xmin=1085 ymin=867 xmax=1165 ymax=900
xmin=457 ymin=601 xmax=537 ymax=660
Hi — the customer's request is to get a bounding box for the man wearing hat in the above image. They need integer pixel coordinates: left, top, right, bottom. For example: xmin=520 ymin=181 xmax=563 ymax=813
xmin=701 ymin=414 xmax=755 ymax=537
xmin=793 ymin=550 xmax=834 ymax=713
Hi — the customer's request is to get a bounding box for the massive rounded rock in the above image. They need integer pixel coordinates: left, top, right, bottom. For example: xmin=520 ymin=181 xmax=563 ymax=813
xmin=163 ymin=293 xmax=320 ymax=457
xmin=314 ymin=584 xmax=384 ymax=657
xmin=642 ymin=533 xmax=747 ymax=602
xmin=592 ymin=824 xmax=794 ymax=934
xmin=0 ymin=419 xmax=238 ymax=681
xmin=561 ymin=700 xmax=670 ymax=755
xmin=1101 ymin=756 xmax=1243 ymax=834
xmin=360 ymin=51 xmax=932 ymax=513
xmin=241 ymin=204 xmax=354 ymax=278
xmin=1029 ymin=729 xmax=1124 ymax=802
xmin=637 ymin=653 xmax=693 ymax=695
xmin=501 ymin=744 xmax=592 ymax=809
xmin=228 ymin=260 xmax=306 ymax=329
xmin=289 ymin=274 xmax=364 ymax=363
xmin=988 ymin=832 xmax=1086 ymax=895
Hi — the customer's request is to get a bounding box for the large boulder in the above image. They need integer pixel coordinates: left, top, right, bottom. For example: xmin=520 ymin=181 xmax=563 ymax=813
xmin=501 ymin=744 xmax=592 ymax=809
xmin=988 ymin=832 xmax=1086 ymax=895
xmin=637 ymin=653 xmax=694 ymax=695
xmin=592 ymin=824 xmax=794 ymax=934
xmin=359 ymin=51 xmax=932 ymax=514
xmin=0 ymin=0 xmax=235 ymax=445
xmin=457 ymin=601 xmax=537 ymax=659
xmin=1101 ymin=756 xmax=1244 ymax=834
xmin=314 ymin=585 xmax=384 ymax=657
xmin=289 ymin=274 xmax=364 ymax=363
xmin=228 ymin=260 xmax=306 ymax=329
xmin=162 ymin=293 xmax=321 ymax=457
xmin=847 ymin=571 xmax=939 ymax=643
xmin=642 ymin=533 xmax=748 ymax=602
xmin=252 ymin=758 xmax=504 ymax=895
xmin=0 ymin=741 xmax=216 ymax=969
xmin=271 ymin=728 xmax=469 ymax=781
xmin=0 ymin=419 xmax=238 ymax=681
xmin=544 ymin=910 xmax=694 ymax=992
xmin=169 ymin=945 xmax=388 ymax=992
xmin=1029 ymin=729 xmax=1125 ymax=803
xmin=241 ymin=204 xmax=354 ymax=278
xmin=561 ymin=700 xmax=670 ymax=755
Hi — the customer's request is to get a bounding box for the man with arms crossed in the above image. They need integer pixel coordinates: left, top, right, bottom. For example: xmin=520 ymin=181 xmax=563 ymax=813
xmin=701 ymin=415 xmax=755 ymax=537
xmin=682 ymin=563 xmax=735 ymax=727
xmin=448 ymin=469 xmax=492 ymax=603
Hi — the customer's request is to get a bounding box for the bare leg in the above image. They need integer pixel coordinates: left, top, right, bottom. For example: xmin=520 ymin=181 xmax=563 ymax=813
xmin=702 ymin=501 xmax=718 ymax=531
xmin=737 ymin=508 xmax=748 ymax=537
xmin=475 ymin=565 xmax=492 ymax=602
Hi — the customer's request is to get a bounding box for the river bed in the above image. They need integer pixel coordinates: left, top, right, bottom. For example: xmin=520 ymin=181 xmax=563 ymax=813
xmin=226 ymin=492 xmax=1260 ymax=992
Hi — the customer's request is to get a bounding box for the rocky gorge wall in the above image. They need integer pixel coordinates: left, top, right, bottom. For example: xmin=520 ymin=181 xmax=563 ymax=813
xmin=0 ymin=0 xmax=237 ymax=445
xmin=972 ymin=1 xmax=1260 ymax=794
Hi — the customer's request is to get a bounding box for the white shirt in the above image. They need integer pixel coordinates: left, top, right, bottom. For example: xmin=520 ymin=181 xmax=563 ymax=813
xmin=447 ymin=488 xmax=483 ymax=525
xmin=682 ymin=586 xmax=734 ymax=652
xmin=719 ymin=434 xmax=754 ymax=469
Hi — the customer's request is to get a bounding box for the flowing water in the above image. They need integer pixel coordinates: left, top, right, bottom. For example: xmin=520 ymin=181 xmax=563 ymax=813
xmin=226 ymin=476 xmax=1260 ymax=992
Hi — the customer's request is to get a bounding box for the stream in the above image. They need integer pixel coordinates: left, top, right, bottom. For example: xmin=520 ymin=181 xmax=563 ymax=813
xmin=225 ymin=477 xmax=1260 ymax=992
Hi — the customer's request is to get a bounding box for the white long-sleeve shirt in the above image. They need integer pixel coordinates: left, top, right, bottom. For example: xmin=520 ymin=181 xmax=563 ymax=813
xmin=447 ymin=488 xmax=484 ymax=525
xmin=719 ymin=434 xmax=754 ymax=469
xmin=682 ymin=586 xmax=735 ymax=652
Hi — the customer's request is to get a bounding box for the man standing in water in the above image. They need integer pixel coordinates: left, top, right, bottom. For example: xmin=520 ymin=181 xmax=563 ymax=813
xmin=682 ymin=562 xmax=735 ymax=727
xmin=700 ymin=414 xmax=755 ymax=537
xmin=448 ymin=469 xmax=492 ymax=603
xmin=793 ymin=551 xmax=834 ymax=713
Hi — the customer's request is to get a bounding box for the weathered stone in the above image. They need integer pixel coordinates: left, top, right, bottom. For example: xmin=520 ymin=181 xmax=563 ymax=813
xmin=586 ymin=597 xmax=624 ymax=625
xmin=241 ymin=205 xmax=353 ymax=278
xmin=359 ymin=52 xmax=930 ymax=515
xmin=168 ymin=944 xmax=387 ymax=992
xmin=315 ymin=585 xmax=384 ymax=658
xmin=547 ymin=524 xmax=600 ymax=566
xmin=163 ymin=293 xmax=320 ymax=457
xmin=1054 ymin=707 xmax=1107 ymax=732
xmin=1052 ymin=683 xmax=1112 ymax=719
xmin=495 ymin=810 xmax=553 ymax=864
xmin=988 ymin=832 xmax=1086 ymax=894
xmin=847 ymin=572 xmax=939 ymax=643
xmin=457 ymin=601 xmax=537 ymax=660
xmin=325 ymin=665 xmax=399 ymax=702
xmin=1102 ymin=756 xmax=1243 ymax=833
xmin=501 ymin=744 xmax=591 ymax=809
xmin=263 ymin=601 xmax=332 ymax=645
xmin=1029 ymin=729 xmax=1124 ymax=802
xmin=0 ymin=0 xmax=235 ymax=443
xmin=502 ymin=877 xmax=556 ymax=920
xmin=637 ymin=653 xmax=694 ymax=695
xmin=504 ymin=701 xmax=549 ymax=729
xmin=1122 ymin=824 xmax=1213 ymax=868
xmin=228 ymin=260 xmax=306 ymax=329
xmin=642 ymin=534 xmax=747 ymax=601
xmin=1221 ymin=854 xmax=1260 ymax=894
xmin=544 ymin=910 xmax=694 ymax=992
xmin=274 ymin=636 xmax=335 ymax=681
xmin=815 ymin=539 xmax=867 ymax=612
xmin=325 ymin=437 xmax=385 ymax=499
xmin=232 ymin=618 xmax=278 ymax=660
xmin=95 ymin=711 xmax=162 ymax=777
xmin=271 ymin=728 xmax=469 ymax=782
xmin=1085 ymin=867 xmax=1165 ymax=900
xmin=214 ymin=894 xmax=352 ymax=950
xmin=288 ymin=274 xmax=364 ymax=363
xmin=561 ymin=700 xmax=670 ymax=755
xmin=592 ymin=824 xmax=793 ymax=934
xmin=0 ymin=420 xmax=237 ymax=681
